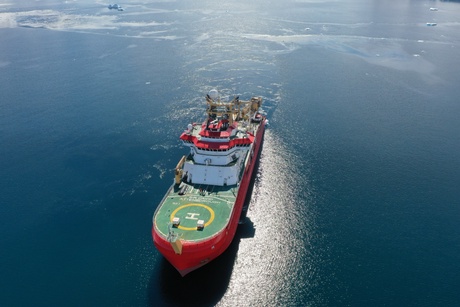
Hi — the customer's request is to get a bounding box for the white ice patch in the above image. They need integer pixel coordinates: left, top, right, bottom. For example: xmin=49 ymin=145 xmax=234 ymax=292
xmin=0 ymin=10 xmax=118 ymax=30
xmin=242 ymin=32 xmax=439 ymax=79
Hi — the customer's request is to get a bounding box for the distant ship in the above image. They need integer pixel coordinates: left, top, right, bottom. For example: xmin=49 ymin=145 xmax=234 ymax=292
xmin=108 ymin=4 xmax=124 ymax=11
xmin=152 ymin=89 xmax=267 ymax=276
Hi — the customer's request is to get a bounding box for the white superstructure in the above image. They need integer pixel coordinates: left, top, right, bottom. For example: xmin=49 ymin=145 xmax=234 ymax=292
xmin=177 ymin=90 xmax=263 ymax=186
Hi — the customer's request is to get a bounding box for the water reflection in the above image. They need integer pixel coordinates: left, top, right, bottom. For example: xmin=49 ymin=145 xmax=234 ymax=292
xmin=215 ymin=130 xmax=322 ymax=306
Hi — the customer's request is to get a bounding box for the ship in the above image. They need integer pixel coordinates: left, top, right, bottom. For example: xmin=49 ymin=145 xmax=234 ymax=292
xmin=152 ymin=89 xmax=267 ymax=276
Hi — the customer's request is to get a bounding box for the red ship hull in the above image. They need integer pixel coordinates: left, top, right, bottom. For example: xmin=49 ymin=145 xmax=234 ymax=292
xmin=152 ymin=118 xmax=266 ymax=276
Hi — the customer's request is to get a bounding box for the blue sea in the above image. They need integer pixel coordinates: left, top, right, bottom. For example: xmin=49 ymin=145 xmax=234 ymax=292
xmin=1 ymin=0 xmax=460 ymax=306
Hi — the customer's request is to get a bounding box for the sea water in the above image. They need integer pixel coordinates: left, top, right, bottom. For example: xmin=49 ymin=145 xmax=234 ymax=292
xmin=1 ymin=0 xmax=460 ymax=306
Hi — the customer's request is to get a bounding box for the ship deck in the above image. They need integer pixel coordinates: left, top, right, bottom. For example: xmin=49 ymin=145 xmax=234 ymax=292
xmin=154 ymin=182 xmax=238 ymax=242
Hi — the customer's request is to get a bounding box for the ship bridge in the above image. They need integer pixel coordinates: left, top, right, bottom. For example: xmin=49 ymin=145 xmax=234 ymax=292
xmin=175 ymin=90 xmax=262 ymax=186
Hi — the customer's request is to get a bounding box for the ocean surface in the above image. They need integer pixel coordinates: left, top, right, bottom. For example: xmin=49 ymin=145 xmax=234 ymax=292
xmin=1 ymin=0 xmax=460 ymax=306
